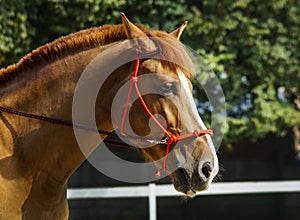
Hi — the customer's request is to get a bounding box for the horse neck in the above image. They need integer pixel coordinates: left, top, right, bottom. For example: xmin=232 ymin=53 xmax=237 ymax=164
xmin=0 ymin=43 xmax=125 ymax=188
xmin=1 ymin=47 xmax=102 ymax=117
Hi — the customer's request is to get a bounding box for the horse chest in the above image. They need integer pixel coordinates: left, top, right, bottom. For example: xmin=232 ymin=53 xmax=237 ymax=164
xmin=0 ymin=173 xmax=32 ymax=219
xmin=0 ymin=172 xmax=68 ymax=219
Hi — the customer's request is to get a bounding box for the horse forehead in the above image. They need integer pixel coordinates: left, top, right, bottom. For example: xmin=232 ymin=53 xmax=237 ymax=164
xmin=141 ymin=59 xmax=161 ymax=71
xmin=141 ymin=60 xmax=179 ymax=79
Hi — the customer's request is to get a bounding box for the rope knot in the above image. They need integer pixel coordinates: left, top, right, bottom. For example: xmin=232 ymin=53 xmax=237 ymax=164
xmin=193 ymin=130 xmax=201 ymax=137
xmin=155 ymin=169 xmax=164 ymax=179
xmin=169 ymin=136 xmax=178 ymax=143
xmin=193 ymin=129 xmax=214 ymax=137
xmin=130 ymin=76 xmax=138 ymax=83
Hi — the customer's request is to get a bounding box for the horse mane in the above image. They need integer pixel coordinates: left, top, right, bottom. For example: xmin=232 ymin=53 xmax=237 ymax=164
xmin=0 ymin=23 xmax=193 ymax=85
xmin=0 ymin=24 xmax=140 ymax=84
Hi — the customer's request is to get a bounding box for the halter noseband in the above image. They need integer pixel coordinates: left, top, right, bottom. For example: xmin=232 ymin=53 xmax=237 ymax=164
xmin=120 ymin=49 xmax=213 ymax=178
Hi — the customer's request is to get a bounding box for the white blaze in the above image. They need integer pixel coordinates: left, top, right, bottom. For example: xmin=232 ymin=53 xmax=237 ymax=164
xmin=177 ymin=70 xmax=219 ymax=180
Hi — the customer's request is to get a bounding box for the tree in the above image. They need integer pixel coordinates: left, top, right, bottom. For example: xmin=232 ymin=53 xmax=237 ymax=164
xmin=182 ymin=0 xmax=300 ymax=145
xmin=0 ymin=0 xmax=30 ymax=65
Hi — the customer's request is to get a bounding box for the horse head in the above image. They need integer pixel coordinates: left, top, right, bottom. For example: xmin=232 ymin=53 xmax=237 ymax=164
xmin=112 ymin=14 xmax=219 ymax=197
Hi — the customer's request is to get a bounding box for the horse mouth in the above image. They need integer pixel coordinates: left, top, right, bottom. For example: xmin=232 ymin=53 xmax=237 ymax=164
xmin=171 ymin=168 xmax=209 ymax=198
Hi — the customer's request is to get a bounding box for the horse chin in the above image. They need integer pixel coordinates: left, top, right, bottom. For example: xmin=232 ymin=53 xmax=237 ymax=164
xmin=171 ymin=168 xmax=209 ymax=198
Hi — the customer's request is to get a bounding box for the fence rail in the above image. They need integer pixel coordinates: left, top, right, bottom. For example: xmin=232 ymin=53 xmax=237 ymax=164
xmin=67 ymin=181 xmax=300 ymax=220
xmin=67 ymin=180 xmax=300 ymax=199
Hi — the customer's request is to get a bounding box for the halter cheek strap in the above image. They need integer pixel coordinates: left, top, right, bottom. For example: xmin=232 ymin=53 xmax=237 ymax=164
xmin=120 ymin=49 xmax=213 ymax=178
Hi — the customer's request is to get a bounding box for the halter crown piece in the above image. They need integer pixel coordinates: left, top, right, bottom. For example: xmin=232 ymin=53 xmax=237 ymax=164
xmin=120 ymin=49 xmax=213 ymax=178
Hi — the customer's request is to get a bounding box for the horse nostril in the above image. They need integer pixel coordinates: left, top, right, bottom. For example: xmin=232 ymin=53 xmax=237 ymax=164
xmin=201 ymin=162 xmax=212 ymax=179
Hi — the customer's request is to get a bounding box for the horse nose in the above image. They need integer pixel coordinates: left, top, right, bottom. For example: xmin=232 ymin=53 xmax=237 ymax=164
xmin=201 ymin=161 xmax=212 ymax=179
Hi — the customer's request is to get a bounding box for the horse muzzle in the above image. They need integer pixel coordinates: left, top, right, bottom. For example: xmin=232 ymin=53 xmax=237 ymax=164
xmin=171 ymin=162 xmax=215 ymax=197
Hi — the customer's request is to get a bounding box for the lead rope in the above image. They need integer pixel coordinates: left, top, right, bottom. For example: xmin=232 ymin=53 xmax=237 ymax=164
xmin=120 ymin=49 xmax=213 ymax=178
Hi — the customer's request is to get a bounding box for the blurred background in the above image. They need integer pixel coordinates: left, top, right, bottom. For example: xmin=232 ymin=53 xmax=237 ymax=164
xmin=1 ymin=0 xmax=299 ymax=219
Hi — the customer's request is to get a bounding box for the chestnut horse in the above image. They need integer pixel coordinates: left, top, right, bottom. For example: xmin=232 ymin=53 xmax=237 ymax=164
xmin=0 ymin=14 xmax=219 ymax=219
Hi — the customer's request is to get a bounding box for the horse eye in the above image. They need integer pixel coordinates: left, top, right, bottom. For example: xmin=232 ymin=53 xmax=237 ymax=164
xmin=161 ymin=82 xmax=176 ymax=95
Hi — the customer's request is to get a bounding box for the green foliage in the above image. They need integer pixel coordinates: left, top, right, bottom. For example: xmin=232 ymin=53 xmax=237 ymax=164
xmin=184 ymin=0 xmax=300 ymax=145
xmin=0 ymin=0 xmax=299 ymax=146
xmin=0 ymin=0 xmax=30 ymax=65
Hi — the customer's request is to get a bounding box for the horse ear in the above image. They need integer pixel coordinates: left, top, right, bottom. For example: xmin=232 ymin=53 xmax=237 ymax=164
xmin=121 ymin=12 xmax=148 ymax=39
xmin=170 ymin=21 xmax=188 ymax=40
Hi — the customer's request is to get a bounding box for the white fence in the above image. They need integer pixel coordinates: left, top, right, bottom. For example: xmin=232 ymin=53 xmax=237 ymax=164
xmin=67 ymin=181 xmax=300 ymax=220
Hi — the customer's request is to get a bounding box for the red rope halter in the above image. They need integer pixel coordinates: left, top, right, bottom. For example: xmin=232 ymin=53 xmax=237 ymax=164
xmin=120 ymin=49 xmax=213 ymax=178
